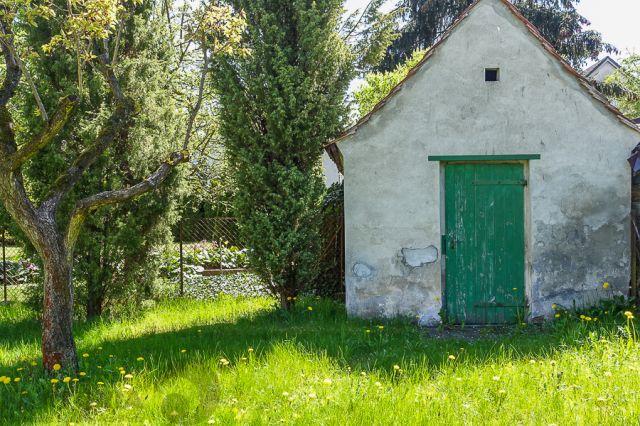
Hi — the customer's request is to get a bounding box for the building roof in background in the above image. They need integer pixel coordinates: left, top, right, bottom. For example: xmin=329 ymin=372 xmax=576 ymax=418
xmin=325 ymin=0 xmax=639 ymax=174
xmin=583 ymin=56 xmax=621 ymax=79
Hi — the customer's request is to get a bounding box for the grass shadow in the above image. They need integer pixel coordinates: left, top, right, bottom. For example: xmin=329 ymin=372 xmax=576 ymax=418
xmin=0 ymin=297 xmax=625 ymax=424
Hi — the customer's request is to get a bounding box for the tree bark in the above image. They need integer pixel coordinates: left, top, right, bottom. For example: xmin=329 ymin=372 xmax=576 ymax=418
xmin=41 ymin=244 xmax=78 ymax=370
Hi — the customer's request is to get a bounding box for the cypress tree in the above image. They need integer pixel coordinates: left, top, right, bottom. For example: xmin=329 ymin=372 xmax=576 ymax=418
xmin=214 ymin=0 xmax=353 ymax=308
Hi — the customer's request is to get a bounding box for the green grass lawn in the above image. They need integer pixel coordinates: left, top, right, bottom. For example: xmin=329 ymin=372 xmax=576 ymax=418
xmin=1 ymin=297 xmax=639 ymax=425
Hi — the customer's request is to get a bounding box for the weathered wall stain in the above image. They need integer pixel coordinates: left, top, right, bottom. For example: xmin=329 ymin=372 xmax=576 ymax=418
xmin=340 ymin=0 xmax=640 ymax=325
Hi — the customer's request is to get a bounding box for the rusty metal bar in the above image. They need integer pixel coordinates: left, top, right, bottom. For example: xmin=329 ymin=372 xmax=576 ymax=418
xmin=2 ymin=228 xmax=7 ymax=304
xmin=179 ymin=222 xmax=184 ymax=297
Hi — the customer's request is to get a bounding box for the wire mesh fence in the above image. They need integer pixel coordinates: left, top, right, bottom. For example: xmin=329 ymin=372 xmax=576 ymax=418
xmin=1 ymin=229 xmax=38 ymax=303
xmin=169 ymin=218 xmax=250 ymax=295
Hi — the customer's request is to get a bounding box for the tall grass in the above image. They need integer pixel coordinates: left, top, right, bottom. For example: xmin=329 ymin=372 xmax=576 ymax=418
xmin=1 ymin=297 xmax=639 ymax=425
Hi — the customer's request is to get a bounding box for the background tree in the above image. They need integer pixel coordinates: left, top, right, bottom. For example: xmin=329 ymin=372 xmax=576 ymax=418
xmin=14 ymin=1 xmax=187 ymax=318
xmin=603 ymin=54 xmax=640 ymax=120
xmin=354 ymin=48 xmax=426 ymax=116
xmin=0 ymin=0 xmax=246 ymax=371
xmin=214 ymin=0 xmax=354 ymax=308
xmin=379 ymin=0 xmax=615 ymax=71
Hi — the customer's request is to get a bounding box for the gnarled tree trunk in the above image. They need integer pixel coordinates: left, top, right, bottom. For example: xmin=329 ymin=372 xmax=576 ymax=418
xmin=41 ymin=243 xmax=77 ymax=370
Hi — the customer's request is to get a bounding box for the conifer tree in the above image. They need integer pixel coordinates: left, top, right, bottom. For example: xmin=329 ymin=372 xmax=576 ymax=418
xmin=16 ymin=2 xmax=186 ymax=318
xmin=214 ymin=0 xmax=353 ymax=308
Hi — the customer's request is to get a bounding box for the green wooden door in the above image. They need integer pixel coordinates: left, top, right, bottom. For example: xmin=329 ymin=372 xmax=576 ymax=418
xmin=444 ymin=163 xmax=526 ymax=324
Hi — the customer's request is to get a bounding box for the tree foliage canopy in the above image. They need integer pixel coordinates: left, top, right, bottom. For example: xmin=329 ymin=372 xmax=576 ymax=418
xmin=379 ymin=0 xmax=615 ymax=71
xmin=604 ymin=55 xmax=640 ymax=120
xmin=354 ymin=48 xmax=426 ymax=117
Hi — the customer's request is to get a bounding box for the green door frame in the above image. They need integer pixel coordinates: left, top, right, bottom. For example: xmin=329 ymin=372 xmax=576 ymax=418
xmin=429 ymin=155 xmax=540 ymax=324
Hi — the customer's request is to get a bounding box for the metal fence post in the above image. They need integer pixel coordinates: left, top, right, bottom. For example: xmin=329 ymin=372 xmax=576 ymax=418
xmin=2 ymin=228 xmax=7 ymax=304
xmin=179 ymin=221 xmax=184 ymax=297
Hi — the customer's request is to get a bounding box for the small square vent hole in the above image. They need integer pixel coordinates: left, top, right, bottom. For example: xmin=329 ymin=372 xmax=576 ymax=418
xmin=485 ymin=68 xmax=500 ymax=82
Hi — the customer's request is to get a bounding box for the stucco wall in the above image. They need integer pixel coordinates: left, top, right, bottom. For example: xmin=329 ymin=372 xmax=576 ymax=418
xmin=340 ymin=0 xmax=640 ymax=325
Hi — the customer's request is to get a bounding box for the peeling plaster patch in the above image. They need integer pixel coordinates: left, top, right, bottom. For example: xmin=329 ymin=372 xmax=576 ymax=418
xmin=417 ymin=306 xmax=442 ymax=327
xmin=401 ymin=246 xmax=439 ymax=268
xmin=353 ymin=262 xmax=373 ymax=278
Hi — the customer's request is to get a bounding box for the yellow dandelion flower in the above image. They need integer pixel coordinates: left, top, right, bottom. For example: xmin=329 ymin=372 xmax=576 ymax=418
xmin=97 ymin=381 xmax=105 ymax=385
xmin=365 ymin=329 xmax=371 ymax=333
xmin=181 ymin=349 xmax=187 ymax=353
xmin=248 ymin=348 xmax=254 ymax=353
xmin=307 ymin=306 xmax=313 ymax=311
xmin=63 ymin=377 xmax=71 ymax=383
xmin=136 ymin=357 xmax=144 ymax=362
xmin=119 ymin=370 xmax=126 ymax=375
xmin=378 ymin=325 xmax=384 ymax=330
xmin=603 ymin=282 xmax=610 ymax=289
xmin=448 ymin=355 xmax=456 ymax=360
xmin=50 ymin=379 xmax=59 ymax=384
xmin=0 ymin=376 xmax=10 ymax=384
xmin=72 ymin=378 xmax=79 ymax=383
xmin=219 ymin=358 xmax=230 ymax=366
xmin=625 ymin=311 xmax=634 ymax=318
xmin=13 ymin=377 xmax=20 ymax=383
xmin=585 ymin=317 xmax=592 ymax=321
xmin=552 ymin=304 xmax=557 ymax=310
xmin=555 ymin=313 xmax=561 ymax=318
xmin=580 ymin=315 xmax=585 ymax=320
xmin=393 ymin=365 xmax=401 ymax=370
xmin=374 ymin=381 xmax=383 ymax=388
xmin=16 ymin=367 xmax=24 ymax=372
xmin=79 ymin=372 xmax=87 ymax=377
xmin=82 ymin=353 xmax=89 ymax=358
xmin=123 ymin=384 xmax=132 ymax=390
xmin=52 ymin=364 xmax=61 ymax=371
xmin=90 ymin=402 xmax=98 ymax=408
xmin=30 ymin=362 xmax=37 ymax=367
xmin=124 ymin=374 xmax=133 ymax=379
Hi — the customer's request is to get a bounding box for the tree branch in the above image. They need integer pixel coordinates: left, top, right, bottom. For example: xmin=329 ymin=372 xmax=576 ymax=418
xmin=183 ymin=45 xmax=209 ymax=149
xmin=0 ymin=9 xmax=21 ymax=107
xmin=96 ymin=52 xmax=125 ymax=101
xmin=9 ymin=96 xmax=78 ymax=171
xmin=42 ymin=98 xmax=134 ymax=209
xmin=66 ymin=150 xmax=190 ymax=249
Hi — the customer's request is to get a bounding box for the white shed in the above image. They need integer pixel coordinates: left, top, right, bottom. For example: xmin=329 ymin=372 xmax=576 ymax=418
xmin=328 ymin=0 xmax=640 ymax=325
